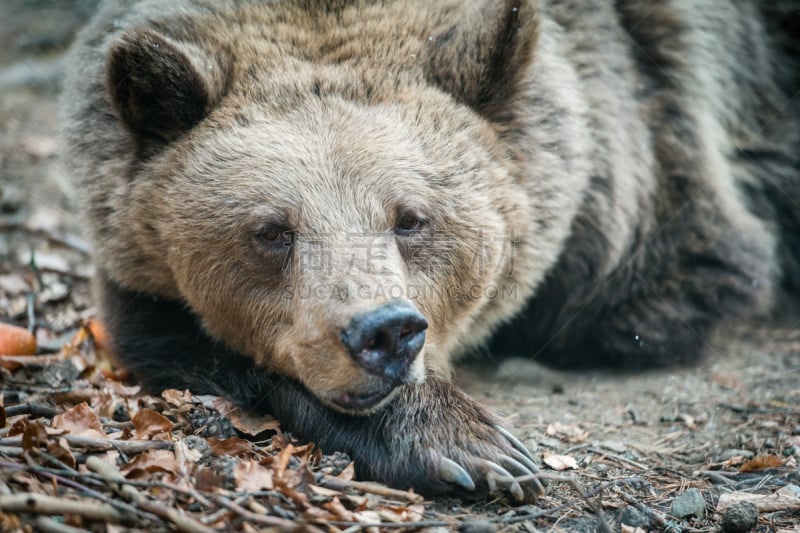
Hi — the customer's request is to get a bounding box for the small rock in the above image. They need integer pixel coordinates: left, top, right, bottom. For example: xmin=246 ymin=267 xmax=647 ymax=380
xmin=671 ymin=488 xmax=705 ymax=518
xmin=620 ymin=505 xmax=652 ymax=528
xmin=721 ymin=501 xmax=758 ymax=533
xmin=719 ymin=449 xmax=754 ymax=461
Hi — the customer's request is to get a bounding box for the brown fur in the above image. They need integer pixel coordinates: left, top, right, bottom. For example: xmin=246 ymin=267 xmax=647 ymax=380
xmin=60 ymin=0 xmax=800 ymax=499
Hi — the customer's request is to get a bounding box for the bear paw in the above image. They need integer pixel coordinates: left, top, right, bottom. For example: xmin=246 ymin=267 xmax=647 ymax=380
xmin=371 ymin=377 xmax=546 ymax=502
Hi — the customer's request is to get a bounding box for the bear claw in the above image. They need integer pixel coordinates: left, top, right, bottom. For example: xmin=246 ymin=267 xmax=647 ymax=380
xmin=437 ymin=455 xmax=476 ymax=491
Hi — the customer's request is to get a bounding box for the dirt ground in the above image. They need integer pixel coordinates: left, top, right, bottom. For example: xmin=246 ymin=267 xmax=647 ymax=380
xmin=1 ymin=2 xmax=799 ymax=532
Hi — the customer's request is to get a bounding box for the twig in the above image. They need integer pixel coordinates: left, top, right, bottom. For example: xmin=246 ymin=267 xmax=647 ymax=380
xmin=86 ymin=456 xmax=213 ymax=533
xmin=0 ymin=435 xmax=172 ymax=453
xmin=695 ymin=470 xmax=737 ymax=487
xmin=4 ymin=402 xmax=59 ymax=418
xmin=0 ymin=493 xmax=128 ymax=524
xmin=320 ymin=477 xmax=425 ymax=503
xmin=20 ymin=453 xmax=158 ymax=525
xmin=327 ymin=519 xmax=452 ymax=529
xmin=617 ymin=491 xmax=672 ymax=530
xmin=587 ymin=447 xmax=650 ymax=471
xmin=212 ymin=494 xmax=303 ymax=529
xmin=33 ymin=517 xmax=91 ymax=533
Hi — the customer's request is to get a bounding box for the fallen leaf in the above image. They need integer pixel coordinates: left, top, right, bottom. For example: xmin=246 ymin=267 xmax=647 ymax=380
xmin=162 ymin=389 xmax=195 ymax=408
xmin=542 ymin=452 xmax=578 ymax=471
xmin=207 ymin=437 xmax=256 ymax=457
xmin=234 ymin=460 xmax=274 ymax=491
xmin=121 ymin=449 xmax=180 ymax=478
xmin=337 ymin=462 xmax=355 ymax=481
xmin=0 ymin=323 xmax=36 ymax=357
xmin=47 ymin=438 xmax=76 ymax=469
xmin=132 ymin=409 xmax=173 ymax=440
xmin=545 ymin=422 xmax=589 ymax=443
xmin=52 ymin=403 xmax=107 ymax=439
xmin=86 ymin=319 xmax=111 ymax=353
xmin=21 ymin=420 xmax=49 ymax=451
xmin=229 ymin=408 xmax=280 ymax=436
xmin=739 ymin=455 xmax=783 ymax=472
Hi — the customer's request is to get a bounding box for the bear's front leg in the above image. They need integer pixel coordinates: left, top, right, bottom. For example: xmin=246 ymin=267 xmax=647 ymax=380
xmin=267 ymin=374 xmax=545 ymax=502
xmin=98 ymin=273 xmax=543 ymax=501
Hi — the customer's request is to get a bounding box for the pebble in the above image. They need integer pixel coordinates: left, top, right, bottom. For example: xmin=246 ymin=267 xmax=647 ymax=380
xmin=620 ymin=505 xmax=652 ymax=528
xmin=671 ymin=488 xmax=705 ymax=518
xmin=721 ymin=501 xmax=758 ymax=533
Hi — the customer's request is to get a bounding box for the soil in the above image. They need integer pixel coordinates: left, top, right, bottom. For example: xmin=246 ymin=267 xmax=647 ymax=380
xmin=1 ymin=2 xmax=798 ymax=532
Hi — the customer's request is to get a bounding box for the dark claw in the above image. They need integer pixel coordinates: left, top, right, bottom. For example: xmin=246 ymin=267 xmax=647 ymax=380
xmin=510 ymin=447 xmax=541 ymax=475
xmin=495 ymin=424 xmax=535 ymax=462
xmin=498 ymin=453 xmax=546 ymax=500
xmin=478 ymin=459 xmax=524 ymax=501
xmin=437 ymin=455 xmax=476 ymax=491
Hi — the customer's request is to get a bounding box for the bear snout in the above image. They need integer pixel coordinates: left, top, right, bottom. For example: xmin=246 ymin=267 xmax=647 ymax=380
xmin=340 ymin=300 xmax=428 ymax=383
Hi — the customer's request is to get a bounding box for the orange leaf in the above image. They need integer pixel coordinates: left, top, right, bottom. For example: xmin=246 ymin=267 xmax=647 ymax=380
xmin=132 ymin=409 xmax=174 ymax=440
xmin=86 ymin=319 xmax=111 ymax=352
xmin=0 ymin=323 xmax=36 ymax=357
xmin=739 ymin=455 xmax=783 ymax=472
xmin=234 ymin=460 xmax=274 ymax=491
xmin=52 ymin=402 xmax=107 ymax=439
xmin=207 ymin=437 xmax=256 ymax=457
xmin=21 ymin=420 xmax=48 ymax=451
xmin=121 ymin=449 xmax=180 ymax=478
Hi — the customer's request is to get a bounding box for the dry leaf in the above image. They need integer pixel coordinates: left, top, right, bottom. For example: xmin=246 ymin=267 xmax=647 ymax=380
xmin=234 ymin=461 xmax=274 ymax=491
xmin=132 ymin=409 xmax=174 ymax=440
xmin=337 ymin=462 xmax=355 ymax=481
xmin=121 ymin=449 xmax=180 ymax=478
xmin=542 ymin=452 xmax=578 ymax=471
xmin=207 ymin=437 xmax=256 ymax=457
xmin=52 ymin=403 xmax=107 ymax=439
xmin=229 ymin=408 xmax=280 ymax=436
xmin=21 ymin=420 xmax=49 ymax=451
xmin=739 ymin=455 xmax=783 ymax=472
xmin=545 ymin=422 xmax=589 ymax=443
xmin=162 ymin=389 xmax=195 ymax=407
xmin=47 ymin=438 xmax=76 ymax=469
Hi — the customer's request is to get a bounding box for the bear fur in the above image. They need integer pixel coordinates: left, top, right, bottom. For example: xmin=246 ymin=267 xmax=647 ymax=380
xmin=60 ymin=0 xmax=800 ymax=501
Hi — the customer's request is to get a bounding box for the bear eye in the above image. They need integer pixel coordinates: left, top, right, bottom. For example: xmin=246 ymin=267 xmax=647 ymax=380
xmin=395 ymin=213 xmax=426 ymax=236
xmin=255 ymin=224 xmax=293 ymax=247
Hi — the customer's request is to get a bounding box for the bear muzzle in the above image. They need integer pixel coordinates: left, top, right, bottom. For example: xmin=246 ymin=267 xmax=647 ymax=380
xmin=335 ymin=300 xmax=428 ymax=411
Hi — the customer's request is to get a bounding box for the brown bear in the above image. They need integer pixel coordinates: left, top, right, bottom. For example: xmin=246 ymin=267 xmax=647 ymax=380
xmin=60 ymin=0 xmax=799 ymax=502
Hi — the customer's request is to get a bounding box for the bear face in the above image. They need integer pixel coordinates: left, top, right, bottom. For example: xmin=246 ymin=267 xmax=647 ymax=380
xmin=137 ymin=93 xmax=528 ymax=413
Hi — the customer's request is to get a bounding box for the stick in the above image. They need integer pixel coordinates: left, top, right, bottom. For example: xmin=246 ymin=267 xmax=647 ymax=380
xmin=0 ymin=435 xmax=172 ymax=453
xmin=212 ymin=495 xmax=302 ymax=529
xmin=0 ymin=493 xmax=127 ymax=523
xmin=86 ymin=456 xmax=214 ymax=533
xmin=34 ymin=517 xmax=91 ymax=533
xmin=320 ymin=478 xmax=424 ymax=503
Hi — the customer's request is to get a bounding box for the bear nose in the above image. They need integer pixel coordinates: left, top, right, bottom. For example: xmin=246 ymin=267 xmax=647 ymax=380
xmin=340 ymin=300 xmax=428 ymax=382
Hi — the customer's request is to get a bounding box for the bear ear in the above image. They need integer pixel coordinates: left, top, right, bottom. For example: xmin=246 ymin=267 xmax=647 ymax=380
xmin=106 ymin=29 xmax=228 ymax=143
xmin=424 ymin=0 xmax=539 ymax=118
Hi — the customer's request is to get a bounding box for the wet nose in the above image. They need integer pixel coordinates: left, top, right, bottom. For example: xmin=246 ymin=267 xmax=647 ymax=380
xmin=340 ymin=300 xmax=428 ymax=382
